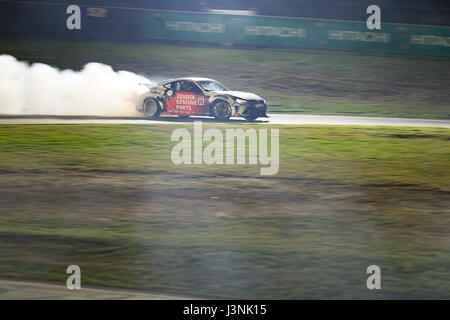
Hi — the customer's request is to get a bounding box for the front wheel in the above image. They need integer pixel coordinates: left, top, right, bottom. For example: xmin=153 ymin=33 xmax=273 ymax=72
xmin=212 ymin=100 xmax=232 ymax=121
xmin=243 ymin=108 xmax=259 ymax=121
xmin=142 ymin=98 xmax=161 ymax=118
xmin=244 ymin=115 xmax=258 ymax=121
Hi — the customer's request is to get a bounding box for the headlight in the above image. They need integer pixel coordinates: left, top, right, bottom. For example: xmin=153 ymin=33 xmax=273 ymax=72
xmin=234 ymin=98 xmax=247 ymax=104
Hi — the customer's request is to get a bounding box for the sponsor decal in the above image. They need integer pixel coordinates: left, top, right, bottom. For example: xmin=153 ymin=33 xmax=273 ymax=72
xmin=329 ymin=30 xmax=390 ymax=43
xmin=176 ymin=105 xmax=192 ymax=111
xmin=176 ymin=94 xmax=200 ymax=108
xmin=410 ymin=35 xmax=450 ymax=47
xmin=165 ymin=21 xmax=225 ymax=33
xmin=245 ymin=26 xmax=306 ymax=38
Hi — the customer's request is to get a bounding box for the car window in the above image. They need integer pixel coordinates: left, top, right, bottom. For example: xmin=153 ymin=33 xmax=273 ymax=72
xmin=169 ymin=81 xmax=180 ymax=91
xmin=197 ymin=80 xmax=229 ymax=92
xmin=181 ymin=81 xmax=201 ymax=93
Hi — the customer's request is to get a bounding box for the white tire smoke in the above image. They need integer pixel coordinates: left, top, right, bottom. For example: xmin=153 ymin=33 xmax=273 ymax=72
xmin=0 ymin=55 xmax=153 ymax=116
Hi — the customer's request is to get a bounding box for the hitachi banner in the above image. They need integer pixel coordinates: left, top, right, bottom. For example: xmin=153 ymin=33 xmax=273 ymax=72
xmin=144 ymin=10 xmax=450 ymax=56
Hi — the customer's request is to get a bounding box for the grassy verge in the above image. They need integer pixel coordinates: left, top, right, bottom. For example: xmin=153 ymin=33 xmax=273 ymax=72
xmin=0 ymin=123 xmax=449 ymax=188
xmin=0 ymin=124 xmax=449 ymax=298
xmin=1 ymin=38 xmax=449 ymax=119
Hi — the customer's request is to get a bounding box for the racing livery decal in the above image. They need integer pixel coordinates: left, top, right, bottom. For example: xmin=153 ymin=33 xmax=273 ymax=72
xmin=137 ymin=77 xmax=267 ymax=121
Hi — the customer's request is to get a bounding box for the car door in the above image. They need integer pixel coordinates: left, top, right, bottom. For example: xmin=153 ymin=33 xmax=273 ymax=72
xmin=164 ymin=81 xmax=180 ymax=113
xmin=166 ymin=80 xmax=209 ymax=115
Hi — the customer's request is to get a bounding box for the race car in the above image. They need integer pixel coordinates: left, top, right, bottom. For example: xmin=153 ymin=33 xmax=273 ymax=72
xmin=137 ymin=77 xmax=267 ymax=121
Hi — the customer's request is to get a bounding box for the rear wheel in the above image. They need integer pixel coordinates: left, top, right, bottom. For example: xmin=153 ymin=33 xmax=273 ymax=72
xmin=142 ymin=98 xmax=160 ymax=118
xmin=212 ymin=100 xmax=232 ymax=121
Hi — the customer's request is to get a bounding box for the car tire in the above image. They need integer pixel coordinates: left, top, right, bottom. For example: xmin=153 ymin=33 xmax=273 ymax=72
xmin=243 ymin=108 xmax=259 ymax=121
xmin=212 ymin=100 xmax=232 ymax=121
xmin=244 ymin=115 xmax=258 ymax=121
xmin=142 ymin=98 xmax=161 ymax=118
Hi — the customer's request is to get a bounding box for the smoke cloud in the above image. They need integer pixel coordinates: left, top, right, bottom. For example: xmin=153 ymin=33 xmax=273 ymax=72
xmin=0 ymin=55 xmax=153 ymax=116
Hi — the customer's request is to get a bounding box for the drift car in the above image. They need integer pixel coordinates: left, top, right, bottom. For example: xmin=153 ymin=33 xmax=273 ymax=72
xmin=137 ymin=77 xmax=267 ymax=121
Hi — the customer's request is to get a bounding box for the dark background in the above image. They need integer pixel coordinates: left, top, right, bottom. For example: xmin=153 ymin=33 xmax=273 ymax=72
xmin=1 ymin=0 xmax=449 ymax=45
xmin=3 ymin=0 xmax=450 ymax=25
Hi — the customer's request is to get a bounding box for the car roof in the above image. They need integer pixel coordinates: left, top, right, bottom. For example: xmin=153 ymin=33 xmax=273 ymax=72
xmin=159 ymin=77 xmax=215 ymax=85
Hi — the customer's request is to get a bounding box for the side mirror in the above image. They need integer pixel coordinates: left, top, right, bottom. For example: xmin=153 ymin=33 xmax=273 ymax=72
xmin=166 ymin=89 xmax=174 ymax=98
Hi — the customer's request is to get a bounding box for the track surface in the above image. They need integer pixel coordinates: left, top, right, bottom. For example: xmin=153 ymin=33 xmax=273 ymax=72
xmin=0 ymin=279 xmax=196 ymax=300
xmin=0 ymin=114 xmax=449 ymax=127
xmin=1 ymin=113 xmax=448 ymax=299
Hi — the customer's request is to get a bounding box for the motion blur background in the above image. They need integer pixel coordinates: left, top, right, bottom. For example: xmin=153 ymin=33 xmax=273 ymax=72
xmin=2 ymin=0 xmax=450 ymax=25
xmin=1 ymin=0 xmax=450 ymax=51
xmin=0 ymin=0 xmax=449 ymax=299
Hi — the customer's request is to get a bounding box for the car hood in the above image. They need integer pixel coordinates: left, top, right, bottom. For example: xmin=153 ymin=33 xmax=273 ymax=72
xmin=211 ymin=91 xmax=263 ymax=101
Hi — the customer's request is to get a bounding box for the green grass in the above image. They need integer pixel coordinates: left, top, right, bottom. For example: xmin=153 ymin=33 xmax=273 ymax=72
xmin=0 ymin=124 xmax=449 ymax=299
xmin=1 ymin=38 xmax=449 ymax=119
xmin=0 ymin=124 xmax=449 ymax=188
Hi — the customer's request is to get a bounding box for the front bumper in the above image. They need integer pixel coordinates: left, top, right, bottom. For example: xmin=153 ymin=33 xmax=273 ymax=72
xmin=235 ymin=101 xmax=268 ymax=118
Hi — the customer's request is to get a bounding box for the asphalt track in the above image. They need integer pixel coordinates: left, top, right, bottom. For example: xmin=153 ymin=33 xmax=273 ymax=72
xmin=0 ymin=279 xmax=196 ymax=300
xmin=0 ymin=114 xmax=449 ymax=127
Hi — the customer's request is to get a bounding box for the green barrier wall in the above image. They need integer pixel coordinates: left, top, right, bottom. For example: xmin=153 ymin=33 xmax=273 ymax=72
xmin=145 ymin=10 xmax=450 ymax=56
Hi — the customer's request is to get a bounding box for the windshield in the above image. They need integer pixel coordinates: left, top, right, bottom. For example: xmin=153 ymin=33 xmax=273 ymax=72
xmin=197 ymin=80 xmax=229 ymax=92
